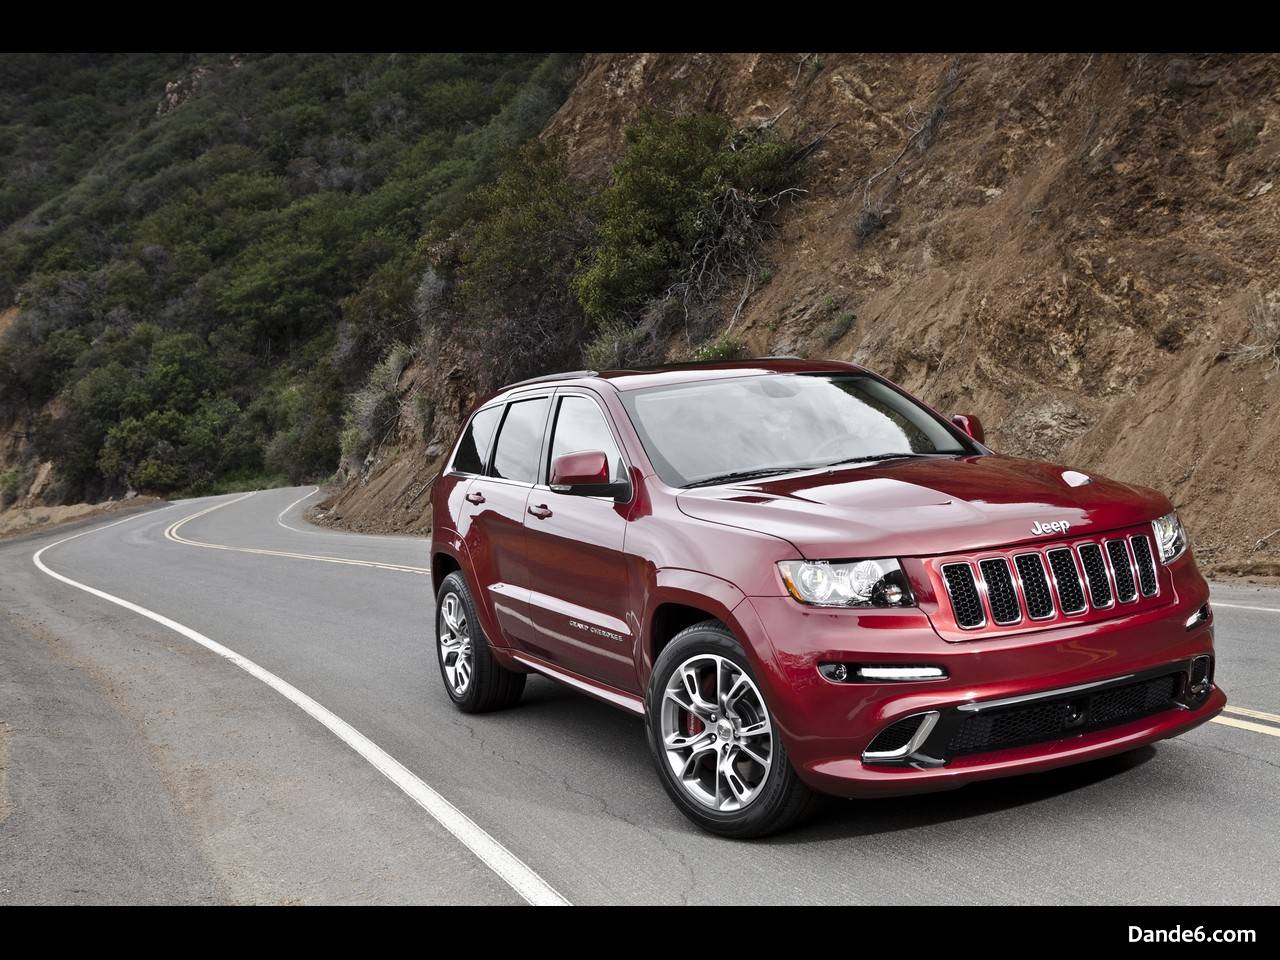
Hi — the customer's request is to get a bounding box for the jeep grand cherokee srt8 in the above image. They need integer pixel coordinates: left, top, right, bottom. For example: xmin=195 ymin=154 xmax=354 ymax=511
xmin=428 ymin=358 xmax=1223 ymax=837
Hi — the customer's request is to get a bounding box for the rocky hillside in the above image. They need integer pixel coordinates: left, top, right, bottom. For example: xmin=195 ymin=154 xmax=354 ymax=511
xmin=315 ymin=53 xmax=1280 ymax=575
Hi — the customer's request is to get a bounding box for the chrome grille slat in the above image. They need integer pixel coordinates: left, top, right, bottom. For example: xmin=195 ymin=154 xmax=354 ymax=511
xmin=1130 ymin=535 xmax=1159 ymax=597
xmin=1077 ymin=543 xmax=1114 ymax=609
xmin=941 ymin=562 xmax=986 ymax=629
xmin=1106 ymin=538 xmax=1138 ymax=603
xmin=979 ymin=557 xmax=1022 ymax=625
xmin=1047 ymin=548 xmax=1088 ymax=614
xmin=1013 ymin=553 xmax=1056 ymax=620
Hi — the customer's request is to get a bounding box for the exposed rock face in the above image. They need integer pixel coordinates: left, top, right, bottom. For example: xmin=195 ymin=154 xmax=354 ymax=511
xmin=321 ymin=53 xmax=1280 ymax=575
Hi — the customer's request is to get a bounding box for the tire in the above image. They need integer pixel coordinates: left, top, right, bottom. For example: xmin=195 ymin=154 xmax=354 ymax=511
xmin=646 ymin=620 xmax=819 ymax=838
xmin=435 ymin=571 xmax=526 ymax=713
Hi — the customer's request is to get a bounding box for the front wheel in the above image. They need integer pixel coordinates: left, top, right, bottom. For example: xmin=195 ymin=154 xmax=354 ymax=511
xmin=646 ymin=621 xmax=818 ymax=838
xmin=435 ymin=571 xmax=525 ymax=713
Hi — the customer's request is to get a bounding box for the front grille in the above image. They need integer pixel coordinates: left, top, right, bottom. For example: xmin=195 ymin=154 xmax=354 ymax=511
xmin=941 ymin=563 xmax=985 ymax=628
xmin=947 ymin=673 xmax=1182 ymax=756
xmin=937 ymin=527 xmax=1164 ymax=633
xmin=979 ymin=558 xmax=1021 ymax=624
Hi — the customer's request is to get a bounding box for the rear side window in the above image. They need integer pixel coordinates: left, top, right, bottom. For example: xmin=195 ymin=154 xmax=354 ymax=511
xmin=491 ymin=397 xmax=550 ymax=484
xmin=451 ymin=406 xmax=502 ymax=475
xmin=549 ymin=395 xmax=626 ymax=483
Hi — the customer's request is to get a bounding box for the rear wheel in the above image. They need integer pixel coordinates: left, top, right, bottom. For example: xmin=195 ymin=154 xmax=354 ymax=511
xmin=646 ymin=621 xmax=818 ymax=838
xmin=435 ymin=571 xmax=525 ymax=713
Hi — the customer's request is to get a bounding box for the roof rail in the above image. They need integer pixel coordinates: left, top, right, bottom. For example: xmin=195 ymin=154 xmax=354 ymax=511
xmin=502 ymin=369 xmax=598 ymax=390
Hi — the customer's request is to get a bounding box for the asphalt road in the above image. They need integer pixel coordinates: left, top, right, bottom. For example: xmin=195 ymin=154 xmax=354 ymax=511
xmin=2 ymin=487 xmax=1278 ymax=905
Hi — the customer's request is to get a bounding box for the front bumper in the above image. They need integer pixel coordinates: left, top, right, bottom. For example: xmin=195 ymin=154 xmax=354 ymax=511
xmin=740 ymin=562 xmax=1223 ymax=799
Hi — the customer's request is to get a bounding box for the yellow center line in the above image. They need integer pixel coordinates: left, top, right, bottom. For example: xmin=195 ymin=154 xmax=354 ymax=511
xmin=163 ymin=492 xmax=431 ymax=576
xmin=1222 ymin=704 xmax=1280 ymax=726
xmin=1211 ymin=715 xmax=1280 ymax=738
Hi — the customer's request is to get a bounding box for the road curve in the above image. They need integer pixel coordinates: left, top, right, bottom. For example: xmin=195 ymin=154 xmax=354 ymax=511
xmin=2 ymin=487 xmax=1279 ymax=904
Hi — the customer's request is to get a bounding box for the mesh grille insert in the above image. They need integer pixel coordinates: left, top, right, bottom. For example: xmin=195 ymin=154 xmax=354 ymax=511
xmin=942 ymin=563 xmax=984 ymax=628
xmin=979 ymin=558 xmax=1021 ymax=624
xmin=865 ymin=715 xmax=926 ymax=756
xmin=1014 ymin=553 xmax=1055 ymax=619
xmin=1078 ymin=543 xmax=1113 ymax=608
xmin=1047 ymin=549 xmax=1087 ymax=614
xmin=947 ymin=673 xmax=1182 ymax=756
xmin=1107 ymin=539 xmax=1138 ymax=602
xmin=1131 ymin=535 xmax=1158 ymax=596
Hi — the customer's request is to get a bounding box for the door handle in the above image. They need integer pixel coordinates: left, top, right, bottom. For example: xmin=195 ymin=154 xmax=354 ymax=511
xmin=465 ymin=491 xmax=486 ymax=505
xmin=527 ymin=504 xmax=553 ymax=519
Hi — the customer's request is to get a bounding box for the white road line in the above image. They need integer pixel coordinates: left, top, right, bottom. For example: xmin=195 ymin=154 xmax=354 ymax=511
xmin=166 ymin=493 xmax=431 ymax=576
xmin=1213 ymin=601 xmax=1280 ymax=614
xmin=275 ymin=486 xmax=320 ymax=534
xmin=32 ymin=498 xmax=568 ymax=907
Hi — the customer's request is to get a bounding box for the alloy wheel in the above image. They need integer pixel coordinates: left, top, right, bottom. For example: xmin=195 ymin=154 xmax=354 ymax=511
xmin=659 ymin=654 xmax=773 ymax=811
xmin=438 ymin=591 xmax=473 ymax=696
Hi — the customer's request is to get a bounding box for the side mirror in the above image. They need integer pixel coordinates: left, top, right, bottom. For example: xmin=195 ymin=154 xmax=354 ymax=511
xmin=950 ymin=414 xmax=985 ymax=445
xmin=549 ymin=450 xmax=631 ymax=501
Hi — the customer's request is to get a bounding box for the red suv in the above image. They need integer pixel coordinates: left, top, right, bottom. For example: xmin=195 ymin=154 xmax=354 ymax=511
xmin=429 ymin=358 xmax=1224 ymax=837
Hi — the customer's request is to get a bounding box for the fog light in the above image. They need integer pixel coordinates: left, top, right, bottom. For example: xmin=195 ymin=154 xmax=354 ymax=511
xmin=820 ymin=663 xmax=948 ymax=682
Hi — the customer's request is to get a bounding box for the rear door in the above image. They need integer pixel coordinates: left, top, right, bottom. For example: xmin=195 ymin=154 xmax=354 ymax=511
xmin=523 ymin=389 xmax=637 ymax=691
xmin=458 ymin=394 xmax=551 ymax=647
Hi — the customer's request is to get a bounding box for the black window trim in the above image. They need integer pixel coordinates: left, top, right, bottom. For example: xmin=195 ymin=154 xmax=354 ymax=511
xmin=445 ymin=402 xmax=505 ymax=479
xmin=479 ymin=392 xmax=554 ymax=488
xmin=537 ymin=387 xmax=634 ymax=499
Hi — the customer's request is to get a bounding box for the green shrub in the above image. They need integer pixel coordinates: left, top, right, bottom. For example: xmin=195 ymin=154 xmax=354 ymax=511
xmin=0 ymin=469 xmax=19 ymax=506
xmin=693 ymin=335 xmax=747 ymax=362
xmin=574 ymin=112 xmax=797 ymax=326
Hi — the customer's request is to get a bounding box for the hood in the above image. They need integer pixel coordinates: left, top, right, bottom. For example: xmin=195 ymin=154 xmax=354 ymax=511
xmin=675 ymin=455 xmax=1170 ymax=558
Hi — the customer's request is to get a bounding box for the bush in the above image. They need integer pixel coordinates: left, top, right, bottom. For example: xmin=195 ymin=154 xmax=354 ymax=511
xmin=454 ymin=139 xmax=593 ymax=389
xmin=693 ymin=335 xmax=747 ymax=362
xmin=1231 ymin=289 xmax=1280 ymax=369
xmin=0 ymin=469 xmax=19 ymax=507
xmin=340 ymin=344 xmax=412 ymax=469
xmin=574 ymin=112 xmax=797 ymax=326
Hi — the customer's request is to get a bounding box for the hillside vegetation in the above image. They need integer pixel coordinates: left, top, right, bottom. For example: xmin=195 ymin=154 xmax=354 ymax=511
xmin=0 ymin=52 xmax=577 ymax=500
xmin=320 ymin=53 xmax=1280 ymax=576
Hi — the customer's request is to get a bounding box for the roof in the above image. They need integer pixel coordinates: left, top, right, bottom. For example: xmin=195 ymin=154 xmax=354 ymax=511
xmin=501 ymin=357 xmax=865 ymax=395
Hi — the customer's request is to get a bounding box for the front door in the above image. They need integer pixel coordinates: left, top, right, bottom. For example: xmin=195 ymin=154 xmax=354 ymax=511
xmin=523 ymin=390 xmax=637 ymax=691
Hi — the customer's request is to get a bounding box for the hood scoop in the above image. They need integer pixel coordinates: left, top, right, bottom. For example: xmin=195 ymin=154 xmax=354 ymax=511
xmin=1061 ymin=470 xmax=1092 ymax=488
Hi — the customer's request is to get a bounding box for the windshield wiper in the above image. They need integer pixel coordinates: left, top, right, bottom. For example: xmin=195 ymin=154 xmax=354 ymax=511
xmin=683 ymin=467 xmax=809 ymax=489
xmin=823 ymin=452 xmax=954 ymax=467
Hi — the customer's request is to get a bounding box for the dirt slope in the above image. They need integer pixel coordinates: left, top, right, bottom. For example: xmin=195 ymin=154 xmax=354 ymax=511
xmin=317 ymin=53 xmax=1280 ymax=575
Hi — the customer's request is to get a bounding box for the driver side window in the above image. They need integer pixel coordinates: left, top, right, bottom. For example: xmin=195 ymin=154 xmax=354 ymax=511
xmin=548 ymin=395 xmax=626 ymax=483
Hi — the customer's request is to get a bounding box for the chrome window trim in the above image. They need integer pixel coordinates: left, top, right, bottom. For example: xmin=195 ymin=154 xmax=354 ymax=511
xmin=940 ymin=561 xmax=987 ymax=629
xmin=1012 ymin=551 xmax=1057 ymax=620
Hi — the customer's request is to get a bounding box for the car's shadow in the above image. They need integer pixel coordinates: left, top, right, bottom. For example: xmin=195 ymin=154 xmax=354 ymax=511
xmin=513 ymin=674 xmax=1159 ymax=843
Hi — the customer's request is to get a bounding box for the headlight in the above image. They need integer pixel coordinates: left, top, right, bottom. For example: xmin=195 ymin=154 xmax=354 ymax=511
xmin=1152 ymin=511 xmax=1188 ymax=563
xmin=778 ymin=559 xmax=914 ymax=607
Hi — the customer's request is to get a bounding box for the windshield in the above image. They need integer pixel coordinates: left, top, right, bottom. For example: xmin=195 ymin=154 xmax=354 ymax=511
xmin=620 ymin=373 xmax=974 ymax=487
